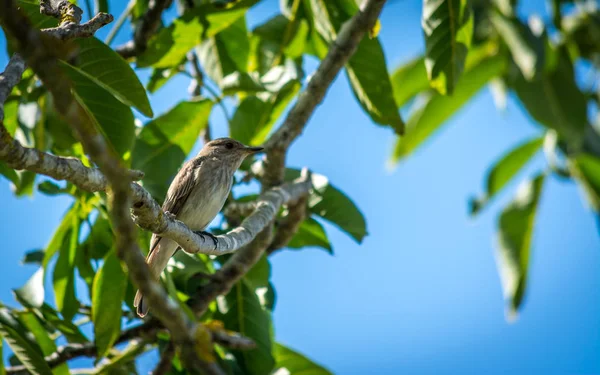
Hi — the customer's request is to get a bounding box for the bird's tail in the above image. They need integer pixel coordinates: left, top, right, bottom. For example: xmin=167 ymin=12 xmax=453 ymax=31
xmin=134 ymin=237 xmax=179 ymax=318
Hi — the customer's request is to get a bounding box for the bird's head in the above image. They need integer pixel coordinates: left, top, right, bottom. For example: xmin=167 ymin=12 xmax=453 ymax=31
xmin=199 ymin=137 xmax=264 ymax=168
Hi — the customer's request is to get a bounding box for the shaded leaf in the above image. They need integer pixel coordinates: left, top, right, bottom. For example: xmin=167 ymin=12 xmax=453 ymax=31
xmin=39 ymin=304 xmax=88 ymax=344
xmin=17 ymin=312 xmax=69 ymax=375
xmin=0 ymin=308 xmax=52 ymax=375
xmin=137 ymin=5 xmax=255 ymax=68
xmin=470 ymin=137 xmax=544 ymax=215
xmin=42 ymin=204 xmax=78 ymax=268
xmin=92 ymin=250 xmax=127 ymax=358
xmin=198 ymin=16 xmax=250 ymax=85
xmin=80 ymin=215 xmax=114 ymax=260
xmin=15 ymin=0 xmax=57 ymax=29
xmin=422 ymin=0 xmax=473 ymax=95
xmin=512 ymin=50 xmax=586 ymax=146
xmin=570 ymin=153 xmax=600 ymax=211
xmin=216 ymin=281 xmax=274 ymax=375
xmin=287 ymin=217 xmax=332 ymax=254
xmin=13 ymin=268 xmax=44 ymax=308
xmin=496 ymin=174 xmax=545 ymax=317
xmin=490 ymin=12 xmax=544 ymax=80
xmin=273 ymin=343 xmax=332 ymax=375
xmin=21 ymin=250 xmax=45 ymax=265
xmin=147 ymin=67 xmax=181 ymax=94
xmin=60 ymin=62 xmax=136 ymax=157
xmin=132 ymin=100 xmax=213 ymax=200
xmin=52 ymin=208 xmax=80 ymax=321
xmin=37 ymin=180 xmax=67 ymax=196
xmin=392 ymin=52 xmax=506 ymax=162
xmin=285 ymin=169 xmax=367 ymax=243
xmin=73 ymin=38 xmax=153 ymax=117
xmin=390 ymin=57 xmax=428 ymax=108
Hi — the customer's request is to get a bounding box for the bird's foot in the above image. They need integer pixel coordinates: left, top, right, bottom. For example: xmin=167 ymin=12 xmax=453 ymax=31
xmin=164 ymin=211 xmax=177 ymax=220
xmin=194 ymin=230 xmax=219 ymax=250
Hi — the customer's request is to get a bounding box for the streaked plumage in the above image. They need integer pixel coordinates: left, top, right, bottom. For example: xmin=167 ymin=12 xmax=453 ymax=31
xmin=134 ymin=138 xmax=263 ymax=317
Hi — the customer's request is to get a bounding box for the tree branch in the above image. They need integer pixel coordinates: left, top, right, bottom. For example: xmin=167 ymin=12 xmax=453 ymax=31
xmin=115 ymin=0 xmax=173 ymax=59
xmin=262 ymin=0 xmax=388 ymax=187
xmin=267 ymin=196 xmax=307 ymax=255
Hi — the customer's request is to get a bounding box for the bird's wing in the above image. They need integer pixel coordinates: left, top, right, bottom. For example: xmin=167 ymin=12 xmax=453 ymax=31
xmin=148 ymin=158 xmax=202 ymax=257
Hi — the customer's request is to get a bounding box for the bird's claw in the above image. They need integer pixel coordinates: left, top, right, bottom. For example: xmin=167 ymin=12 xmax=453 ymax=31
xmin=194 ymin=230 xmax=219 ymax=250
xmin=164 ymin=211 xmax=177 ymax=220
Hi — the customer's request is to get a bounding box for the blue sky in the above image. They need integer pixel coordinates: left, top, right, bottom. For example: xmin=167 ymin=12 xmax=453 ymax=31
xmin=1 ymin=0 xmax=599 ymax=374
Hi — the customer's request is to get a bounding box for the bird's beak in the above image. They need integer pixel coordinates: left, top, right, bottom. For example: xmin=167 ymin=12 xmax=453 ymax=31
xmin=245 ymin=146 xmax=264 ymax=154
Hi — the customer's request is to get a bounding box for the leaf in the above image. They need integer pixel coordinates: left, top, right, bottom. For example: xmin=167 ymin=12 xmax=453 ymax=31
xmin=15 ymin=0 xmax=57 ymax=29
xmin=470 ymin=137 xmax=544 ymax=215
xmin=512 ymin=50 xmax=586 ymax=146
xmin=345 ymin=37 xmax=405 ymax=134
xmin=39 ymin=304 xmax=88 ymax=344
xmin=422 ymin=0 xmax=473 ymax=95
xmin=137 ymin=5 xmax=254 ymax=68
xmin=0 ymin=162 xmax=19 ymax=186
xmin=21 ymin=250 xmax=45 ymax=265
xmin=273 ymin=343 xmax=333 ymax=375
xmin=92 ymin=250 xmax=127 ymax=358
xmin=17 ymin=312 xmax=69 ymax=375
xmin=3 ymin=100 xmax=18 ymax=136
xmin=392 ymin=52 xmax=506 ymax=162
xmin=0 ymin=308 xmax=52 ymax=375
xmin=147 ymin=67 xmax=181 ymax=94
xmin=52 ymin=208 xmax=80 ymax=321
xmin=197 ymin=16 xmax=250 ymax=85
xmin=490 ymin=11 xmax=544 ymax=80
xmin=37 ymin=180 xmax=67 ymax=196
xmin=307 ymin=0 xmax=404 ymax=133
xmin=132 ymin=100 xmax=213 ymax=200
xmin=60 ymin=62 xmax=136 ymax=157
xmin=216 ymin=281 xmax=274 ymax=375
xmin=570 ymin=153 xmax=600 ymax=211
xmin=80 ymin=215 xmax=114 ymax=260
xmin=496 ymin=174 xmax=545 ymax=317
xmin=390 ymin=57 xmax=428 ymax=108
xmin=285 ymin=169 xmax=367 ymax=243
xmin=73 ymin=38 xmax=153 ymax=117
xmin=94 ymin=0 xmax=109 ymax=13
xmin=13 ymin=268 xmax=44 ymax=308
xmin=287 ymin=217 xmax=332 ymax=254
xmin=42 ymin=204 xmax=78 ymax=268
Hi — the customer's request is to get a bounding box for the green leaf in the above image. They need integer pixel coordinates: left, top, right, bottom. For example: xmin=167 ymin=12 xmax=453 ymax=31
xmin=0 ymin=339 xmax=4 ymax=375
xmin=0 ymin=162 xmax=19 ymax=186
xmin=306 ymin=0 xmax=404 ymax=133
xmin=512 ymin=50 xmax=586 ymax=146
xmin=490 ymin=12 xmax=544 ymax=80
xmin=92 ymin=250 xmax=127 ymax=358
xmin=80 ymin=215 xmax=114 ymax=260
xmin=390 ymin=57 xmax=428 ymax=108
xmin=570 ymin=153 xmax=600 ymax=211
xmin=42 ymin=204 xmax=79 ymax=268
xmin=132 ymin=100 xmax=213 ymax=200
xmin=60 ymin=62 xmax=136 ymax=157
xmin=221 ymin=71 xmax=266 ymax=95
xmin=287 ymin=217 xmax=332 ymax=254
xmin=273 ymin=343 xmax=333 ymax=375
xmin=73 ymin=38 xmax=153 ymax=117
xmin=422 ymin=0 xmax=473 ymax=95
xmin=285 ymin=169 xmax=367 ymax=243
xmin=37 ymin=180 xmax=67 ymax=196
xmin=52 ymin=208 xmax=80 ymax=321
xmin=17 ymin=312 xmax=69 ymax=375
xmin=345 ymin=37 xmax=405 ymax=134
xmin=392 ymin=52 xmax=506 ymax=162
xmin=3 ymin=100 xmax=18 ymax=136
xmin=94 ymin=0 xmax=109 ymax=13
xmin=470 ymin=137 xmax=544 ymax=215
xmin=15 ymin=0 xmax=57 ymax=29
xmin=21 ymin=250 xmax=45 ymax=265
xmin=13 ymin=268 xmax=44 ymax=308
xmin=39 ymin=304 xmax=88 ymax=344
xmin=198 ymin=16 xmax=250 ymax=85
xmin=496 ymin=174 xmax=545 ymax=317
xmin=147 ymin=67 xmax=181 ymax=94
xmin=137 ymin=5 xmax=254 ymax=68
xmin=0 ymin=308 xmax=53 ymax=375
xmin=216 ymin=281 xmax=274 ymax=375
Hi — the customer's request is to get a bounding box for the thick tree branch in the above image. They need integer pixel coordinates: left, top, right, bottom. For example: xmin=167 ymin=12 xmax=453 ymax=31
xmin=115 ymin=0 xmax=173 ymax=59
xmin=267 ymin=196 xmax=307 ymax=255
xmin=262 ymin=0 xmax=388 ymax=187
xmin=0 ymin=2 xmax=222 ymax=374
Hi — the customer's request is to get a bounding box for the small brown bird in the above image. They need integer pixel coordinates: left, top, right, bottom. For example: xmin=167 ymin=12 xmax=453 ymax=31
xmin=134 ymin=137 xmax=263 ymax=317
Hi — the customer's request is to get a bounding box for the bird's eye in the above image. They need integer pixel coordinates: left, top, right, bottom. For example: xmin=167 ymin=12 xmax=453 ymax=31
xmin=225 ymin=142 xmax=234 ymax=149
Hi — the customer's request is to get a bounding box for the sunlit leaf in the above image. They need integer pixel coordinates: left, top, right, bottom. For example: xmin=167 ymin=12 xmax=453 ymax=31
xmin=17 ymin=312 xmax=69 ymax=375
xmin=52 ymin=207 xmax=80 ymax=321
xmin=273 ymin=343 xmax=332 ymax=375
xmin=496 ymin=174 xmax=545 ymax=318
xmin=93 ymin=250 xmax=127 ymax=358
xmin=422 ymin=0 xmax=473 ymax=95
xmin=287 ymin=217 xmax=332 ymax=254
xmin=470 ymin=137 xmax=544 ymax=215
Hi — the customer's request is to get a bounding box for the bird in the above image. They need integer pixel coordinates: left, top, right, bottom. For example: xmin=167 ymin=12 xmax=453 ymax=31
xmin=134 ymin=137 xmax=263 ymax=317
